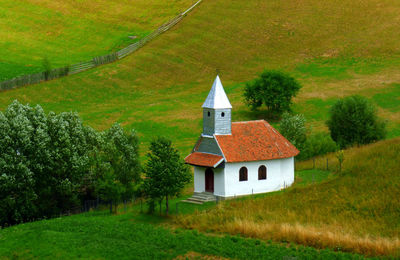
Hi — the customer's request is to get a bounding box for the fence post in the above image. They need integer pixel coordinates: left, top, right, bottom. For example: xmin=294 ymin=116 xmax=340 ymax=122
xmin=313 ymin=158 xmax=315 ymax=169
xmin=326 ymin=158 xmax=329 ymax=171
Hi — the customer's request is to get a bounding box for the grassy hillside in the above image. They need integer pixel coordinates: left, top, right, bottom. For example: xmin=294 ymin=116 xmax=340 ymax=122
xmin=0 ymin=0 xmax=194 ymax=80
xmin=1 ymin=0 xmax=400 ymax=154
xmin=0 ymin=208 xmax=369 ymax=259
xmin=176 ymin=138 xmax=400 ymax=257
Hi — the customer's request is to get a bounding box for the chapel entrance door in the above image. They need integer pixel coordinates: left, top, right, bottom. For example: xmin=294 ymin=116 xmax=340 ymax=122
xmin=205 ymin=168 xmax=214 ymax=193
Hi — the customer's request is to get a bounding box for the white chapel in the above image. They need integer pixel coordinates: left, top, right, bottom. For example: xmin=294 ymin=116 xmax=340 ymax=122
xmin=185 ymin=76 xmax=299 ymax=198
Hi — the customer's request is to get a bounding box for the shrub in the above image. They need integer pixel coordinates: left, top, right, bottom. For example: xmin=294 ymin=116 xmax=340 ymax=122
xmin=244 ymin=70 xmax=301 ymax=117
xmin=297 ymin=132 xmax=338 ymax=160
xmin=279 ymin=113 xmax=307 ymax=149
xmin=326 ymin=95 xmax=386 ymax=148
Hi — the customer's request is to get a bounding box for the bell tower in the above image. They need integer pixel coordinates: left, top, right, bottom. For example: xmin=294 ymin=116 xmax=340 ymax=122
xmin=202 ymin=76 xmax=232 ymax=136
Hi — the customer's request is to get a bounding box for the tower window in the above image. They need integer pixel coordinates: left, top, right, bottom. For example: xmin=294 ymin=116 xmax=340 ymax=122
xmin=221 ymin=112 xmax=225 ymax=117
xmin=208 ymin=111 xmax=210 ymax=117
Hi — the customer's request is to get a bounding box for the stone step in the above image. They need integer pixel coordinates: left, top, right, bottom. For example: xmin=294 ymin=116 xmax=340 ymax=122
xmin=181 ymin=199 xmax=203 ymax=205
xmin=182 ymin=192 xmax=217 ymax=204
xmin=186 ymin=197 xmax=206 ymax=203
xmin=191 ymin=195 xmax=216 ymax=200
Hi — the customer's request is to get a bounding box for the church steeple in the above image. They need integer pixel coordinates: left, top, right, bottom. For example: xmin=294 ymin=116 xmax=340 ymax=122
xmin=202 ymin=76 xmax=232 ymax=136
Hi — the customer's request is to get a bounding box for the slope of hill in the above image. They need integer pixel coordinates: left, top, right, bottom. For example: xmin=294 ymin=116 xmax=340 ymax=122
xmin=0 ymin=0 xmax=400 ymax=153
xmin=0 ymin=0 xmax=194 ymax=80
xmin=0 ymin=209 xmax=369 ymax=259
xmin=176 ymin=138 xmax=400 ymax=256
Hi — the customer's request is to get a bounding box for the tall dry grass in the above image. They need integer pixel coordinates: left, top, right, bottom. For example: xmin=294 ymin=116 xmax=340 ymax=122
xmin=176 ymin=138 xmax=400 ymax=256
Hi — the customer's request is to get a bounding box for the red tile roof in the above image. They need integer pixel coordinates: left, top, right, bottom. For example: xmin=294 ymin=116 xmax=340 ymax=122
xmin=215 ymin=120 xmax=299 ymax=163
xmin=185 ymin=152 xmax=224 ymax=168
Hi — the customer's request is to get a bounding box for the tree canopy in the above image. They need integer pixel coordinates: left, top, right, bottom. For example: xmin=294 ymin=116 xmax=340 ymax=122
xmin=244 ymin=70 xmax=301 ymax=116
xmin=0 ymin=100 xmax=140 ymax=226
xmin=143 ymin=137 xmax=191 ymax=215
xmin=326 ymin=95 xmax=386 ymax=148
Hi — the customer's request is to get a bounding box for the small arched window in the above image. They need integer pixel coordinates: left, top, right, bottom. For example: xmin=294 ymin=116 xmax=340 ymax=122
xmin=258 ymin=165 xmax=267 ymax=180
xmin=239 ymin=167 xmax=248 ymax=181
xmin=221 ymin=112 xmax=225 ymax=117
xmin=207 ymin=111 xmax=211 ymax=117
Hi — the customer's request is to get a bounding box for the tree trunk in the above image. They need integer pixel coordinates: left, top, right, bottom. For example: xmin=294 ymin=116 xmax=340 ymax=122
xmin=166 ymin=195 xmax=169 ymax=216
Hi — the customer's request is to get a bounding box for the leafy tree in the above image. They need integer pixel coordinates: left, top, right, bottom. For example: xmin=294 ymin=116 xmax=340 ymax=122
xmin=326 ymin=95 xmax=386 ymax=148
xmin=244 ymin=70 xmax=301 ymax=116
xmin=279 ymin=113 xmax=307 ymax=149
xmin=143 ymin=137 xmax=191 ymax=215
xmin=96 ymin=170 xmax=123 ymax=214
xmin=95 ymin=124 xmax=141 ymax=212
xmin=0 ymin=100 xmax=141 ymax=225
xmin=0 ymin=109 xmax=37 ymax=225
xmin=42 ymin=57 xmax=51 ymax=80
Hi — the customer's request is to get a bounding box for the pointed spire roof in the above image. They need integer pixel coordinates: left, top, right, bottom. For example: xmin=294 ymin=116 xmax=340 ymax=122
xmin=202 ymin=75 xmax=232 ymax=109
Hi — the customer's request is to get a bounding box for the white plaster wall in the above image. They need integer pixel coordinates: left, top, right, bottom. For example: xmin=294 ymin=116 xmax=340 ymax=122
xmin=213 ymin=167 xmax=225 ymax=197
xmin=281 ymin=157 xmax=294 ymax=187
xmin=194 ymin=166 xmax=225 ymax=196
xmin=223 ymin=158 xmax=294 ymax=197
xmin=194 ymin=166 xmax=205 ymax=193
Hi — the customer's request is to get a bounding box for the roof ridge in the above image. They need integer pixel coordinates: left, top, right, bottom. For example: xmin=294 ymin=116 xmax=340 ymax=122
xmin=231 ymin=119 xmax=267 ymax=124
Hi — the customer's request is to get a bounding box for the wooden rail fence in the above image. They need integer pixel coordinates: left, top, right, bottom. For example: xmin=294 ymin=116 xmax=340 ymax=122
xmin=0 ymin=0 xmax=202 ymax=91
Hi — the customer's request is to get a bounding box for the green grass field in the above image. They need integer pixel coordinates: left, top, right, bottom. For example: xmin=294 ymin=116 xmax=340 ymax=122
xmin=1 ymin=0 xmax=400 ymax=156
xmin=0 ymin=0 xmax=194 ymax=81
xmin=0 ymin=200 xmax=371 ymax=259
xmin=1 ymin=1 xmax=400 ymax=258
xmin=0 ymin=155 xmax=389 ymax=259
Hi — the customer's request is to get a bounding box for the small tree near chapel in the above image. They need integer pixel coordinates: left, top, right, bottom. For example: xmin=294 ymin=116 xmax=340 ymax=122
xmin=244 ymin=70 xmax=301 ymax=117
xmin=143 ymin=137 xmax=191 ymax=215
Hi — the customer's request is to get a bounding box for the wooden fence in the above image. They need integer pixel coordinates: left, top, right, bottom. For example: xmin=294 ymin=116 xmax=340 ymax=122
xmin=0 ymin=0 xmax=202 ymax=91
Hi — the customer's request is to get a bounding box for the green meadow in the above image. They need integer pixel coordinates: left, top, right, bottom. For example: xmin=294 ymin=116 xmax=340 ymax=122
xmin=0 ymin=168 xmax=374 ymax=259
xmin=1 ymin=0 xmax=400 ymax=156
xmin=0 ymin=207 xmax=370 ymax=259
xmin=0 ymin=140 xmax=397 ymax=258
xmin=0 ymin=0 xmax=194 ymax=80
xmin=1 ymin=1 xmax=400 ymax=257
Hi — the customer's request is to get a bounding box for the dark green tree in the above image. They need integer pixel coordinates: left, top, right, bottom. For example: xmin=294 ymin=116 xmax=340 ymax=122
xmin=326 ymin=95 xmax=386 ymax=148
xmin=100 ymin=124 xmax=141 ymax=211
xmin=244 ymin=70 xmax=301 ymax=117
xmin=95 ymin=170 xmax=123 ymax=214
xmin=143 ymin=137 xmax=191 ymax=216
